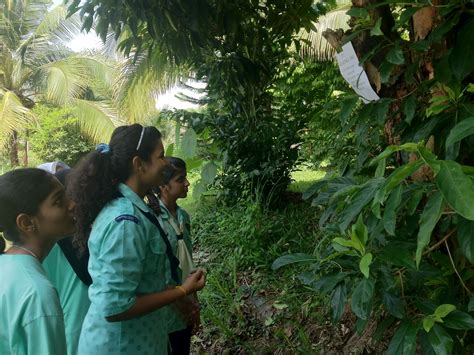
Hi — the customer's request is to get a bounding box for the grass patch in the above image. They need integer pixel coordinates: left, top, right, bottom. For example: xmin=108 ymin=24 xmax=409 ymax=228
xmin=289 ymin=168 xmax=326 ymax=193
xmin=190 ymin=195 xmax=331 ymax=353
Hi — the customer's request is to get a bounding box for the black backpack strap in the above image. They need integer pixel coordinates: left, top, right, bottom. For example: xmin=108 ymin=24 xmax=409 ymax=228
xmin=139 ymin=210 xmax=181 ymax=284
xmin=115 ymin=192 xmax=180 ymax=284
xmin=57 ymin=237 xmax=92 ymax=286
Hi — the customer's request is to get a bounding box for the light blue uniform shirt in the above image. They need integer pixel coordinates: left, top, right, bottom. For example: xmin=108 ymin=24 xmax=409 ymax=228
xmin=43 ymin=244 xmax=90 ymax=355
xmin=159 ymin=200 xmax=193 ymax=334
xmin=0 ymin=254 xmax=67 ymax=355
xmin=78 ymin=183 xmax=172 ymax=354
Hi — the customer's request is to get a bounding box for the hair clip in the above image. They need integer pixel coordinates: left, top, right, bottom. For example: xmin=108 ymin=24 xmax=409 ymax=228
xmin=96 ymin=143 xmax=110 ymax=154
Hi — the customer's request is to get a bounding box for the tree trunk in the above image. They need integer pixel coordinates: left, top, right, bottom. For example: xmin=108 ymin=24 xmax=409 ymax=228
xmin=23 ymin=138 xmax=28 ymax=167
xmin=9 ymin=131 xmax=19 ymax=167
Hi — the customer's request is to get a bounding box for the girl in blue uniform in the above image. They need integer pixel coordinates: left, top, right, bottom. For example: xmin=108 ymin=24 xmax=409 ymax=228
xmin=69 ymin=124 xmax=206 ymax=354
xmin=147 ymin=157 xmax=200 ymax=355
xmin=0 ymin=168 xmax=76 ymax=354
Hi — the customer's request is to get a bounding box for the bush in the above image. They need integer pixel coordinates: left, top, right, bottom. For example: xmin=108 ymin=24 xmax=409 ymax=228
xmin=29 ymin=105 xmax=93 ymax=166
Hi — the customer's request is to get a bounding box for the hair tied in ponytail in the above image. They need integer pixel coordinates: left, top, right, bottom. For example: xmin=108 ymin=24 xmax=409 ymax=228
xmin=96 ymin=143 xmax=110 ymax=154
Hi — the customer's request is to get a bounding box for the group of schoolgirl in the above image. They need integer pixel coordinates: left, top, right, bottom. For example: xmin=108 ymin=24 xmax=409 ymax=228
xmin=0 ymin=124 xmax=206 ymax=354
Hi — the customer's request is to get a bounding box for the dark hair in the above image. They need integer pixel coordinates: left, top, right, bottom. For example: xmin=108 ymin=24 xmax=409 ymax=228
xmin=146 ymin=157 xmax=186 ymax=214
xmin=0 ymin=168 xmax=56 ymax=253
xmin=68 ymin=124 xmax=162 ymax=254
xmin=54 ymin=168 xmax=71 ymax=186
xmin=161 ymin=157 xmax=186 ymax=185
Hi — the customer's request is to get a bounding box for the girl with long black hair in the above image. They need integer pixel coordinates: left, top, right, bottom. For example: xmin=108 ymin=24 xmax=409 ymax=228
xmin=69 ymin=124 xmax=205 ymax=354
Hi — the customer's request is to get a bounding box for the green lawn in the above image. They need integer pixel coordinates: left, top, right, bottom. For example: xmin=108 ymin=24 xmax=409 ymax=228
xmin=288 ymin=168 xmax=326 ymax=193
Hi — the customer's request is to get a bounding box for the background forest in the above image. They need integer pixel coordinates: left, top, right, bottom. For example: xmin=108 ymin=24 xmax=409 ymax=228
xmin=1 ymin=0 xmax=473 ymax=353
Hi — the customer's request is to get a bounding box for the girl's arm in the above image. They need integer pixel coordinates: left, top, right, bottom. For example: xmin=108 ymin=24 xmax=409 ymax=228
xmin=106 ymin=270 xmax=205 ymax=322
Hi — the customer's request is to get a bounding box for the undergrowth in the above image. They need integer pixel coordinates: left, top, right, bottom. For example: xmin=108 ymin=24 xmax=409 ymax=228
xmin=191 ymin=194 xmax=333 ymax=353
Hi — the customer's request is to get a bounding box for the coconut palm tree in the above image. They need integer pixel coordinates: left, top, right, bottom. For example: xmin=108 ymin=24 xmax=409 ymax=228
xmin=0 ymin=0 xmax=124 ymax=165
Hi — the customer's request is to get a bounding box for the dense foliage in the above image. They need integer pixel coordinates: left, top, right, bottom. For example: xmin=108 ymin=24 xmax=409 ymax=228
xmin=29 ymin=105 xmax=93 ymax=165
xmin=70 ymin=0 xmax=337 ymax=202
xmin=275 ymin=0 xmax=474 ymax=353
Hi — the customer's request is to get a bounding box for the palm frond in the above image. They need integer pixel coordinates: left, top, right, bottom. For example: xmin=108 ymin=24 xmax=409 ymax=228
xmin=38 ymin=57 xmax=92 ymax=105
xmin=299 ymin=8 xmax=350 ymax=61
xmin=115 ymin=48 xmax=189 ymax=123
xmin=0 ymin=90 xmax=35 ymax=147
xmin=72 ymin=98 xmax=123 ymax=143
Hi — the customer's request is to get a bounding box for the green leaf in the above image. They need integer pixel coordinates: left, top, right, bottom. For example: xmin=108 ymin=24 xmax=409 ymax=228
xmin=436 ymin=160 xmax=474 ymax=220
xmin=201 ymin=162 xmax=218 ymax=185
xmin=456 ymin=217 xmax=474 ymax=262
xmin=379 ymin=245 xmax=416 ymax=269
xmin=386 ymin=45 xmax=405 ymax=65
xmin=383 ymin=291 xmax=405 ymax=319
xmin=375 ymin=158 xmax=386 ymax=178
xmin=180 ymin=128 xmax=197 ymax=158
xmin=333 ymin=237 xmax=356 ymax=249
xmin=339 ymin=96 xmax=359 ymax=124
xmin=469 ymin=298 xmax=474 ymax=312
xmin=387 ymin=321 xmax=420 ymax=355
xmin=383 ymin=185 xmax=403 ymax=236
xmin=313 ymin=273 xmax=350 ymax=294
xmin=403 ymin=95 xmax=416 ymax=125
xmin=446 ymin=117 xmax=474 ymax=148
xmin=379 ymin=61 xmax=394 ymax=83
xmin=340 ymin=178 xmax=384 ymax=231
xmin=165 ymin=143 xmax=174 ymax=156
xmin=450 ymin=19 xmax=474 ymax=81
xmin=347 ymin=7 xmax=369 ymax=18
xmin=371 ymin=18 xmax=383 ymax=36
xmin=423 ymin=317 xmax=436 ymax=333
xmin=353 ymin=214 xmax=368 ymax=246
xmin=351 ymin=278 xmax=375 ymax=320
xmin=369 ymin=143 xmax=419 ymax=166
xmin=375 ymin=160 xmax=424 ymax=204
xmin=442 ymin=311 xmax=474 ymax=330
xmin=416 ymin=191 xmax=444 ymax=267
xmin=271 ymin=253 xmax=316 ymax=270
xmin=433 ymin=304 xmax=456 ymax=319
xmin=359 ymin=253 xmax=373 ymax=278
xmin=427 ymin=324 xmax=453 ymax=355
xmin=407 ymin=189 xmax=425 ymax=215
xmin=330 ymin=282 xmax=347 ymax=323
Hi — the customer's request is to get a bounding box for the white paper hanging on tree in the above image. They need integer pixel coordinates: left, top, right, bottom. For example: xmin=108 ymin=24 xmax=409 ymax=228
xmin=336 ymin=42 xmax=380 ymax=103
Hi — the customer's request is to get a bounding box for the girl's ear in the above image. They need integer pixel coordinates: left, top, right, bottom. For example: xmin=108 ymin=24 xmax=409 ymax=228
xmin=16 ymin=213 xmax=37 ymax=235
xmin=132 ymin=156 xmax=145 ymax=173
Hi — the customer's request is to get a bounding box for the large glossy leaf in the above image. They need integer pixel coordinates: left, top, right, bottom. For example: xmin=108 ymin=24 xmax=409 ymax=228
xmin=351 ymin=278 xmax=375 ymax=320
xmin=442 ymin=311 xmax=474 ymax=330
xmin=382 ymin=291 xmax=405 ymax=319
xmin=416 ymin=191 xmax=444 ymax=267
xmin=330 ymin=282 xmax=347 ymax=323
xmin=201 ymin=162 xmax=218 ymax=185
xmin=271 ymin=253 xmax=316 ymax=271
xmin=383 ymin=184 xmax=403 ymax=236
xmin=313 ymin=272 xmax=350 ymax=294
xmin=374 ymin=160 xmax=424 ymax=205
xmin=450 ymin=18 xmax=474 ymax=81
xmin=387 ymin=320 xmax=420 ymax=355
xmin=339 ymin=178 xmax=384 ymax=231
xmin=180 ymin=128 xmax=197 ymax=158
xmin=445 ymin=116 xmax=474 ymax=148
xmin=427 ymin=324 xmax=453 ymax=355
xmin=359 ymin=253 xmax=372 ymax=279
xmin=435 ymin=160 xmax=474 ymax=220
xmin=457 ymin=217 xmax=474 ymax=263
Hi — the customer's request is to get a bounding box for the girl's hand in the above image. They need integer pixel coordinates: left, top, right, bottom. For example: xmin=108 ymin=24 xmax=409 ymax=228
xmin=182 ymin=269 xmax=206 ymax=295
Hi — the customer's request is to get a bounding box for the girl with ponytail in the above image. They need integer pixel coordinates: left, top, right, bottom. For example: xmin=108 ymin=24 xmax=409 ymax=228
xmin=68 ymin=124 xmax=206 ymax=354
xmin=0 ymin=168 xmax=76 ymax=354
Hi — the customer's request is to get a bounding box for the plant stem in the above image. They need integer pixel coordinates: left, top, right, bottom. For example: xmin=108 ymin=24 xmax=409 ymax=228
xmin=445 ymin=240 xmax=473 ymax=295
xmin=423 ymin=229 xmax=455 ymax=256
